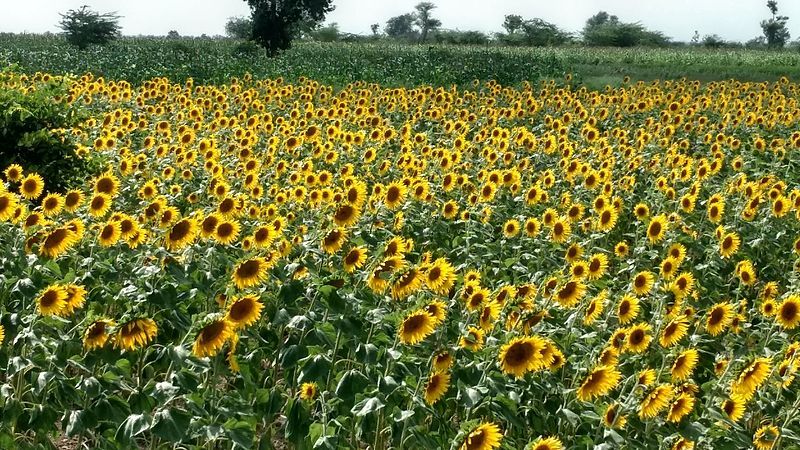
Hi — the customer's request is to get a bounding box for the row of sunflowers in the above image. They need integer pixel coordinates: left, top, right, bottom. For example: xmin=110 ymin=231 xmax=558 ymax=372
xmin=1 ymin=71 xmax=800 ymax=449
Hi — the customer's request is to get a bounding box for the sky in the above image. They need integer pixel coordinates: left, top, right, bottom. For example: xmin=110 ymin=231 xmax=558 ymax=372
xmin=1 ymin=0 xmax=798 ymax=43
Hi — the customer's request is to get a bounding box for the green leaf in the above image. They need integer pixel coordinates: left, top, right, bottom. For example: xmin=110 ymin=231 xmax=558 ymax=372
xmin=225 ymin=419 xmax=255 ymax=449
xmin=285 ymin=398 xmax=310 ymax=447
xmin=335 ymin=370 xmax=369 ymax=405
xmin=298 ymin=354 xmax=331 ymax=384
xmin=115 ymin=413 xmax=151 ymax=446
xmin=151 ymin=409 xmax=190 ymax=443
xmin=64 ymin=410 xmax=85 ymax=437
xmin=351 ymin=397 xmax=384 ymax=417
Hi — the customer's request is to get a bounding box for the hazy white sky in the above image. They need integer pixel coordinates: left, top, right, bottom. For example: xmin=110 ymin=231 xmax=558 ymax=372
xmin=1 ymin=0 xmax=798 ymax=42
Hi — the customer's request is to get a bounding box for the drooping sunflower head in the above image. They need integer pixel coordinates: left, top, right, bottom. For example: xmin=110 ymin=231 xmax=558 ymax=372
xmin=192 ymin=316 xmax=233 ymax=358
xmin=423 ymin=371 xmax=450 ymax=405
xmin=115 ymin=318 xmax=158 ymax=351
xmin=83 ymin=318 xmax=116 ymax=350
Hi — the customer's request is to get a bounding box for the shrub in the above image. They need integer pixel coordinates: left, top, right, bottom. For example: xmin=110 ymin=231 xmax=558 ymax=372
xmin=0 ymin=73 xmax=99 ymax=195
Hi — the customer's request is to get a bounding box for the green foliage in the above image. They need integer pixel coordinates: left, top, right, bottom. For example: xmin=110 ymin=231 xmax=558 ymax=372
xmin=583 ymin=11 xmax=670 ymax=47
xmin=225 ymin=16 xmax=253 ymax=40
xmin=385 ymin=14 xmax=417 ymax=41
xmin=0 ymin=72 xmax=98 ymax=194
xmin=310 ymin=22 xmax=340 ymax=42
xmin=431 ymin=30 xmax=489 ymax=46
xmin=246 ymin=0 xmax=334 ymax=56
xmin=58 ymin=6 xmax=121 ymax=50
xmin=414 ymin=2 xmax=441 ymax=43
xmin=761 ymin=1 xmax=790 ymax=48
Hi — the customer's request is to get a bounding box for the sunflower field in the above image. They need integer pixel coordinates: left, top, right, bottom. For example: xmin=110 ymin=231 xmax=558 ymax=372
xmin=2 ymin=69 xmax=800 ymax=450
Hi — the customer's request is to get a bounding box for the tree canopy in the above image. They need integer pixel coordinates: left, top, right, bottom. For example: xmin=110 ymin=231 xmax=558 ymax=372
xmin=58 ymin=5 xmax=121 ymax=49
xmin=245 ymin=0 xmax=334 ymax=55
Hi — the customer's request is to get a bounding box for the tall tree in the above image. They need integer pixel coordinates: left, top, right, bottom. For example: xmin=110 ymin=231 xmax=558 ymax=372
xmin=385 ymin=13 xmax=416 ymax=40
xmin=225 ymin=16 xmax=253 ymax=39
xmin=414 ymin=2 xmax=441 ymax=43
xmin=761 ymin=1 xmax=790 ymax=48
xmin=245 ymin=0 xmax=334 ymax=56
xmin=502 ymin=14 xmax=524 ymax=35
xmin=370 ymin=23 xmax=380 ymax=36
xmin=58 ymin=5 xmax=121 ymax=49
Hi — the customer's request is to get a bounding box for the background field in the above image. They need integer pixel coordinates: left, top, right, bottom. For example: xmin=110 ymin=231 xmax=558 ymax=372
xmin=2 ymin=34 xmax=800 ymax=88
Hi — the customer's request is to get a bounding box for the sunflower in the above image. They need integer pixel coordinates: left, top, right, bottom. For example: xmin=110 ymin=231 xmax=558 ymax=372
xmin=527 ymin=436 xmax=563 ymax=450
xmin=666 ymin=393 xmax=695 ymax=423
xmin=166 ymin=218 xmax=198 ymax=250
xmin=94 ymin=173 xmax=120 ymax=197
xmin=433 ymin=351 xmax=454 ymax=372
xmin=333 ymin=203 xmax=361 ymax=228
xmin=776 ymin=295 xmax=800 ymax=329
xmin=603 ymin=402 xmax=627 ymax=429
xmin=36 ymin=285 xmax=68 ymax=316
xmin=392 ymin=268 xmax=423 ymax=299
xmin=639 ymin=384 xmax=674 ymax=419
xmin=625 ymin=323 xmax=652 ymax=353
xmin=460 ymin=326 xmax=484 ymax=351
xmin=524 ymin=217 xmax=540 ymax=236
xmin=384 ymin=182 xmax=406 ymax=209
xmin=200 ymin=213 xmax=221 ymax=238
xmin=424 ymin=258 xmax=456 ymax=295
xmin=577 ymin=365 xmax=622 ymax=402
xmin=192 ymin=317 xmax=233 ymax=357
xmin=115 ymin=318 xmax=158 ymax=351
xmin=583 ymin=291 xmax=606 ymax=325
xmin=398 ymin=309 xmax=435 ymax=345
xmin=442 ymin=200 xmax=460 ymax=219
xmin=62 ymin=284 xmax=87 ymax=316
xmin=4 ymin=164 xmax=23 ymax=182
xmin=0 ymin=192 xmax=18 ymax=222
xmin=83 ymin=318 xmax=115 ymax=350
xmin=614 ymin=241 xmax=629 ymax=257
xmin=638 ymin=369 xmax=657 ymax=386
xmin=736 ymin=260 xmax=756 ymax=285
xmin=343 ymin=247 xmax=368 ymax=272
xmin=721 ymin=397 xmax=745 ymax=422
xmin=40 ymin=226 xmax=78 ymax=258
xmin=719 ymin=232 xmax=740 ymax=259
xmin=423 ymin=371 xmax=450 ymax=405
xmin=226 ymin=295 xmax=263 ymax=328
xmin=214 ymin=220 xmax=240 ymax=245
xmin=554 ymin=280 xmax=586 ymax=307
xmin=595 ymin=206 xmax=618 ymax=232
xmin=19 ymin=173 xmax=44 ymax=199
xmin=659 ymin=317 xmax=689 ymax=347
xmin=64 ymin=189 xmax=84 ymax=212
xmin=586 ymin=253 xmax=608 ymax=280
xmin=631 ymin=271 xmax=655 ymax=296
xmin=550 ymin=217 xmax=571 ymax=243
xmin=41 ymin=193 xmax=64 ymax=217
xmin=459 ymin=422 xmax=502 ymax=450
xmin=424 ymin=300 xmax=447 ymax=324
xmin=98 ymin=221 xmax=122 ymax=247
xmin=617 ymin=294 xmax=640 ymax=324
xmin=671 ymin=348 xmax=699 ymax=381
xmin=499 ymin=336 xmax=545 ymax=377
xmin=321 ymin=228 xmax=346 ymax=254
xmin=706 ymin=302 xmax=734 ymax=336
xmin=232 ymin=257 xmax=270 ymax=289
xmin=731 ymin=357 xmax=772 ymax=401
xmin=753 ymin=424 xmax=780 ymax=450
xmin=88 ymin=193 xmax=112 ymax=217
xmin=299 ymin=382 xmax=318 ymax=400
xmin=646 ymin=214 xmax=668 ymax=243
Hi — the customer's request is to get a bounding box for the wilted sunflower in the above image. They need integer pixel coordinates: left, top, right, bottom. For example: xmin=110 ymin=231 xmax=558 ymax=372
xmin=83 ymin=318 xmax=115 ymax=350
xmin=459 ymin=422 xmax=502 ymax=450
xmin=192 ymin=317 xmax=233 ymax=358
xmin=577 ymin=365 xmax=622 ymax=402
xmin=499 ymin=336 xmax=545 ymax=378
xmin=776 ymin=295 xmax=800 ymax=329
xmin=398 ymin=309 xmax=435 ymax=345
xmin=639 ymin=384 xmax=674 ymax=419
xmin=115 ymin=318 xmax=158 ymax=351
xmin=753 ymin=424 xmax=780 ymax=450
xmin=226 ymin=295 xmax=263 ymax=328
xmin=166 ymin=218 xmax=198 ymax=250
xmin=36 ymin=285 xmax=68 ymax=316
xmin=423 ymin=371 xmax=450 ymax=405
xmin=433 ymin=351 xmax=453 ymax=372
xmin=19 ymin=173 xmax=44 ymax=199
xmin=527 ymin=436 xmax=563 ymax=450
xmin=232 ymin=257 xmax=271 ymax=289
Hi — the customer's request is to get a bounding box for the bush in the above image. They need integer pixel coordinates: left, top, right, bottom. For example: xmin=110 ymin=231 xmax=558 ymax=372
xmin=0 ymin=73 xmax=99 ymax=195
xmin=58 ymin=6 xmax=121 ymax=50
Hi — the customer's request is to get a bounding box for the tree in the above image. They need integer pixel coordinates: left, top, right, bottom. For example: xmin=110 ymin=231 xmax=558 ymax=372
xmin=225 ymin=16 xmax=253 ymax=39
xmin=311 ymin=22 xmax=339 ymax=42
xmin=502 ymin=14 xmax=524 ymax=35
xmin=414 ymin=2 xmax=441 ymax=43
xmin=58 ymin=5 xmax=121 ymax=49
xmin=521 ymin=18 xmax=571 ymax=46
xmin=370 ymin=23 xmax=380 ymax=36
xmin=761 ymin=1 xmax=790 ymax=48
xmin=584 ymin=11 xmax=618 ymax=33
xmin=582 ymin=11 xmax=669 ymax=47
xmin=245 ymin=0 xmax=334 ymax=56
xmin=167 ymin=30 xmax=180 ymax=39
xmin=386 ymin=13 xmax=416 ymax=40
